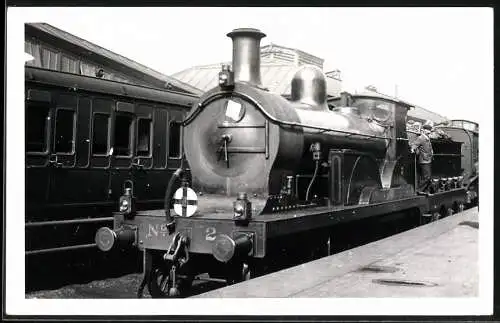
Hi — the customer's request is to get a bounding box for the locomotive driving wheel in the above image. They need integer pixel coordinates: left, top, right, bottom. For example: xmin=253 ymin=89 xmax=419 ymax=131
xmin=145 ymin=250 xmax=193 ymax=298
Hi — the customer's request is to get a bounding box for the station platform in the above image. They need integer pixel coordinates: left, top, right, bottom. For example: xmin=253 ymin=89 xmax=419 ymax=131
xmin=197 ymin=207 xmax=478 ymax=298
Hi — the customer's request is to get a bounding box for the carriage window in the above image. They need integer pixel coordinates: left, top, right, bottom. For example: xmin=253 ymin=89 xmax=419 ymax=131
xmin=54 ymin=109 xmax=75 ymax=153
xmin=137 ymin=119 xmax=152 ymax=157
xmin=26 ymin=104 xmax=49 ymax=152
xmin=114 ymin=114 xmax=134 ymax=157
xmin=168 ymin=121 xmax=181 ymax=158
xmin=92 ymin=114 xmax=110 ymax=155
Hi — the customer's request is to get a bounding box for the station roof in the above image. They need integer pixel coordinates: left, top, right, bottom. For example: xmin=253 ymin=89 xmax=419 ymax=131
xmin=173 ymin=58 xmax=299 ymax=95
xmin=172 ymin=43 xmax=341 ymax=96
xmin=26 ymin=23 xmax=203 ymax=95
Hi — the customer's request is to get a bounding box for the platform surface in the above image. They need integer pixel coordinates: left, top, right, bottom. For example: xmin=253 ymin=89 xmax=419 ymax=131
xmin=197 ymin=207 xmax=478 ymax=298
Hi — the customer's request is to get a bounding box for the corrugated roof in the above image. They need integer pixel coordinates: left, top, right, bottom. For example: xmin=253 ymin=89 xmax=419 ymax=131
xmin=173 ymin=62 xmax=341 ymax=96
xmin=261 ymin=43 xmax=324 ymax=68
xmin=172 ymin=47 xmax=342 ymax=96
xmin=26 ymin=23 xmax=202 ymax=95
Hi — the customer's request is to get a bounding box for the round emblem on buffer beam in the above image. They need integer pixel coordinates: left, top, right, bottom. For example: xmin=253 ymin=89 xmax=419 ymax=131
xmin=173 ymin=187 xmax=198 ymax=217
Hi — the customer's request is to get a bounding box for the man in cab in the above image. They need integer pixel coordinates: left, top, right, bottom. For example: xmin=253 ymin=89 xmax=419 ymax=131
xmin=410 ymin=123 xmax=434 ymax=193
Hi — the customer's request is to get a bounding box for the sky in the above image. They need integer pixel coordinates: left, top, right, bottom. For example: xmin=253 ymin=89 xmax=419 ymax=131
xmin=12 ymin=7 xmax=492 ymax=122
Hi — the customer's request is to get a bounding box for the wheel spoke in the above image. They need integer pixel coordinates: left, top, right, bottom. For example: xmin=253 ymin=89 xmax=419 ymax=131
xmin=159 ymin=272 xmax=169 ymax=293
xmin=145 ymin=253 xmax=193 ymax=298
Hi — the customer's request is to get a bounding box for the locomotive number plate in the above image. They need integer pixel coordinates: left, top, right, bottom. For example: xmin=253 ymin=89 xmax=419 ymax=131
xmin=176 ymin=218 xmax=265 ymax=256
xmin=184 ymin=222 xmax=223 ymax=253
xmin=205 ymin=226 xmax=217 ymax=241
xmin=133 ymin=216 xmax=176 ymax=250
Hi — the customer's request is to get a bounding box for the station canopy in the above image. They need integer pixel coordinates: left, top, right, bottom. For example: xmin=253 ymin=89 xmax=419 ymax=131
xmin=172 ymin=43 xmax=343 ymax=98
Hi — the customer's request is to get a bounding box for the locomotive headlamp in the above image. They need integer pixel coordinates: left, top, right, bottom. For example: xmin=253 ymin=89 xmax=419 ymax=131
xmin=119 ymin=187 xmax=136 ymax=218
xmin=234 ymin=203 xmax=245 ymax=215
xmin=119 ymin=199 xmax=129 ymax=212
xmin=219 ymin=64 xmax=234 ymax=89
xmin=233 ymin=192 xmax=252 ymax=224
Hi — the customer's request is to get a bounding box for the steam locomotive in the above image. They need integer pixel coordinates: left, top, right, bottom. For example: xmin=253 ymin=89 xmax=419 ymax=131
xmin=95 ymin=28 xmax=474 ymax=298
xmin=25 ymin=66 xmax=197 ymax=257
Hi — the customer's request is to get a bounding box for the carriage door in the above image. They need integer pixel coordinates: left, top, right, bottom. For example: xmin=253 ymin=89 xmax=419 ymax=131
xmin=89 ymin=98 xmax=113 ymax=203
xmin=131 ymin=104 xmax=153 ymax=201
xmin=109 ymin=101 xmax=136 ymax=200
xmin=48 ymin=93 xmax=78 ymax=204
xmin=26 ymin=89 xmax=52 ymax=211
xmin=167 ymin=109 xmax=184 ymax=171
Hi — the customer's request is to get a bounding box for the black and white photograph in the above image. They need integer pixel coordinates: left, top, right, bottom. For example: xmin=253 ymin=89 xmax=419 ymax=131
xmin=5 ymin=6 xmax=493 ymax=317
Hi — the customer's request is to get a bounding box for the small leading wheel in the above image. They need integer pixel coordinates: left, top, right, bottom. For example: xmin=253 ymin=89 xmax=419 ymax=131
xmin=431 ymin=212 xmax=440 ymax=222
xmin=148 ymin=264 xmax=173 ymax=298
xmin=146 ymin=251 xmax=193 ymax=298
xmin=447 ymin=208 xmax=454 ymax=217
xmin=458 ymin=203 xmax=465 ymax=213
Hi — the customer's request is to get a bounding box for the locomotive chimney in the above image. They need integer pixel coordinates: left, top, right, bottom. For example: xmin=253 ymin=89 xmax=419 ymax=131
xmin=227 ymin=28 xmax=266 ymax=87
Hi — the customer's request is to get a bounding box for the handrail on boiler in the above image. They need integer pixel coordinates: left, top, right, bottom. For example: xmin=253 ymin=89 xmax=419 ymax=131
xmin=183 ymin=92 xmax=409 ymax=141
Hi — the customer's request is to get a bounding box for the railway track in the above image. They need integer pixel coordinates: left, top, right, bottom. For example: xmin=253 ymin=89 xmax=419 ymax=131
xmin=26 ymin=248 xmax=142 ymax=293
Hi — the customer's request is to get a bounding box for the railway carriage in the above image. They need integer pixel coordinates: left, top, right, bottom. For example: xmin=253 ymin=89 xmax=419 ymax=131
xmin=25 ymin=66 xmax=197 ymax=256
xmin=95 ymin=28 xmax=473 ymax=298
